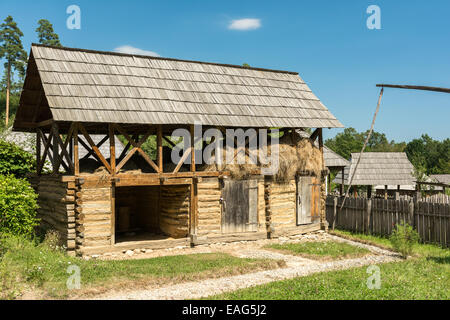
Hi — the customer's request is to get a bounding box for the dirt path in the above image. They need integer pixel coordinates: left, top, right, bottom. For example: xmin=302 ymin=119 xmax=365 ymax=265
xmin=93 ymin=234 xmax=401 ymax=300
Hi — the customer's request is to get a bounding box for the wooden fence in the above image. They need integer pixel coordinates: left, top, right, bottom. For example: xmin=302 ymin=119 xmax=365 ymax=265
xmin=326 ymin=196 xmax=450 ymax=247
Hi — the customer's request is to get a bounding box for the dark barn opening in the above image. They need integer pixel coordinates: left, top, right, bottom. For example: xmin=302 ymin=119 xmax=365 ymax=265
xmin=114 ymin=185 xmax=190 ymax=244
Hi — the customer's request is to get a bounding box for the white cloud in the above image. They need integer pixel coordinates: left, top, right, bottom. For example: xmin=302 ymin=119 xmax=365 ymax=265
xmin=114 ymin=45 xmax=160 ymax=57
xmin=228 ymin=18 xmax=261 ymax=31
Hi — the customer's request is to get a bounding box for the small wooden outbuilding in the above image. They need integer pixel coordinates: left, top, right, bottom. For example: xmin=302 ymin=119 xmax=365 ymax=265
xmin=13 ymin=44 xmax=342 ymax=255
xmin=334 ymin=152 xmax=415 ymax=198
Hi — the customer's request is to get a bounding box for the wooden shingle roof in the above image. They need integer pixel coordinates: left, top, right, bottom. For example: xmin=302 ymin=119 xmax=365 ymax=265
xmin=323 ymin=147 xmax=349 ymax=168
xmin=430 ymin=174 xmax=450 ymax=185
xmin=14 ymin=44 xmax=343 ymax=130
xmin=334 ymin=152 xmax=415 ymax=186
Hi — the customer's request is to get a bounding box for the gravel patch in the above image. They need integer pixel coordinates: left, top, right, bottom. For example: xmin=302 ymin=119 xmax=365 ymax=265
xmin=94 ymin=233 xmax=401 ymax=300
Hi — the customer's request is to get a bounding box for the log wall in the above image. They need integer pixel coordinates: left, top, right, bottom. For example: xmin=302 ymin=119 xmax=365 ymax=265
xmin=29 ymin=175 xmax=78 ymax=254
xmin=77 ymin=184 xmax=112 ymax=249
xmin=197 ymin=178 xmax=222 ymax=236
xmin=160 ymin=185 xmax=189 ymax=238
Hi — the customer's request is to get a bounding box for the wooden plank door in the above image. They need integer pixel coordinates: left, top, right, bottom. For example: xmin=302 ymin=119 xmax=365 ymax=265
xmin=221 ymin=180 xmax=258 ymax=233
xmin=297 ymin=176 xmax=312 ymax=225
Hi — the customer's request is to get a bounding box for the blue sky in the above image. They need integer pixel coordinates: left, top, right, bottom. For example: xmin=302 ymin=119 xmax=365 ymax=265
xmin=1 ymin=0 xmax=449 ymax=142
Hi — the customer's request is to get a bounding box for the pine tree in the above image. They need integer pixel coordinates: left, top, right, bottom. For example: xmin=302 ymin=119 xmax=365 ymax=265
xmin=36 ymin=19 xmax=61 ymax=47
xmin=0 ymin=16 xmax=27 ymax=126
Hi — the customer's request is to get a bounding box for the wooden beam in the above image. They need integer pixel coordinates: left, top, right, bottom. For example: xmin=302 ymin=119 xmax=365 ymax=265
xmin=115 ymin=148 xmax=138 ymax=173
xmin=38 ymin=130 xmax=54 ymax=164
xmin=13 ymin=118 xmax=53 ymax=129
xmin=114 ymin=124 xmax=159 ymax=173
xmin=78 ymin=123 xmax=112 ymax=173
xmin=81 ymin=135 xmax=108 ymax=160
xmin=163 ymin=136 xmax=176 ymax=148
xmin=54 ymin=123 xmax=75 ymax=173
xmin=310 ymin=128 xmax=320 ymax=142
xmin=117 ymin=141 xmax=131 ymax=163
xmin=376 ymin=84 xmax=450 ymax=94
xmin=172 ymin=148 xmax=192 ymax=174
xmin=37 ymin=129 xmax=53 ymax=174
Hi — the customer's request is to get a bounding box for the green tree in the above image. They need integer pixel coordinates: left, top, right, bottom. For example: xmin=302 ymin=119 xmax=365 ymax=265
xmin=0 ymin=16 xmax=27 ymax=127
xmin=325 ymin=128 xmax=363 ymax=159
xmin=405 ymin=135 xmax=450 ymax=175
xmin=36 ymin=19 xmax=61 ymax=47
xmin=325 ymin=127 xmax=406 ymax=160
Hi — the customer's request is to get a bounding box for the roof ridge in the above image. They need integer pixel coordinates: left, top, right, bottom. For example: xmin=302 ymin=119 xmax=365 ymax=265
xmin=31 ymin=43 xmax=299 ymax=75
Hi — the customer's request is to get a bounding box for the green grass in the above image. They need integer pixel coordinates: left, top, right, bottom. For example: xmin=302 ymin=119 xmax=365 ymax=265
xmin=209 ymin=231 xmax=450 ymax=300
xmin=330 ymin=229 xmax=447 ymax=258
xmin=0 ymin=234 xmax=282 ymax=299
xmin=265 ymin=241 xmax=370 ymax=260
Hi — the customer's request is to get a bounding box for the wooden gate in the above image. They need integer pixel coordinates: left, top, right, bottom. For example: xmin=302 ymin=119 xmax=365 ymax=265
xmin=221 ymin=180 xmax=258 ymax=233
xmin=297 ymin=176 xmax=320 ymax=225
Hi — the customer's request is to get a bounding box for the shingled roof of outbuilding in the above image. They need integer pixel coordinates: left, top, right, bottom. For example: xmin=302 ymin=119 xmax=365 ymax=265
xmin=333 ymin=152 xmax=415 ymax=186
xmin=13 ymin=44 xmax=343 ymax=131
xmin=430 ymin=174 xmax=450 ymax=185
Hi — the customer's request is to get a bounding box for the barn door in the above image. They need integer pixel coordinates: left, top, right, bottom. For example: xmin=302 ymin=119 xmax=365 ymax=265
xmin=221 ymin=180 xmax=258 ymax=233
xmin=296 ymin=176 xmax=320 ymax=225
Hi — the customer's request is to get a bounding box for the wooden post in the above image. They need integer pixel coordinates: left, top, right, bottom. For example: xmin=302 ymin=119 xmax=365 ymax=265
xmin=367 ymin=185 xmax=372 ymax=199
xmin=327 ymin=173 xmax=331 ymax=195
xmin=73 ymin=123 xmax=79 ymax=175
xmin=409 ymin=198 xmax=415 ymax=228
xmin=332 ymin=196 xmax=337 ymax=230
xmin=109 ymin=124 xmax=116 ymax=175
xmin=36 ymin=130 xmax=41 ymax=175
xmin=366 ymin=198 xmax=372 ymax=234
xmin=52 ymin=123 xmax=59 ymax=174
xmin=157 ymin=124 xmax=163 ymax=173
xmin=189 ymin=125 xmax=197 ymax=246
xmin=111 ymin=181 xmax=116 ymax=245
xmin=395 ymin=185 xmax=400 ymax=200
xmin=190 ymin=125 xmax=195 ymax=173
xmin=340 ymin=168 xmax=344 ymax=196
xmin=384 ymin=185 xmax=388 ymax=200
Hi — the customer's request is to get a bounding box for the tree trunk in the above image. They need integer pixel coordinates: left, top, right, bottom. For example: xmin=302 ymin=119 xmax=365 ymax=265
xmin=5 ymin=62 xmax=11 ymax=127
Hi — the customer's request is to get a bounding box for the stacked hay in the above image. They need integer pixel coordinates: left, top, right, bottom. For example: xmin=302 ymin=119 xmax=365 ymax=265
xmin=202 ymin=131 xmax=323 ymax=183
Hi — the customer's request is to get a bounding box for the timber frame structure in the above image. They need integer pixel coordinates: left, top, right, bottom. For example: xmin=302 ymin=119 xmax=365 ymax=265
xmin=14 ymin=44 xmax=343 ymax=256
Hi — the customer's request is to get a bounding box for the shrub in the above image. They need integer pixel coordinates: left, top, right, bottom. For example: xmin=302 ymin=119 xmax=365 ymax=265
xmin=389 ymin=222 xmax=420 ymax=258
xmin=0 ymin=175 xmax=39 ymax=237
xmin=0 ymin=139 xmax=35 ymax=178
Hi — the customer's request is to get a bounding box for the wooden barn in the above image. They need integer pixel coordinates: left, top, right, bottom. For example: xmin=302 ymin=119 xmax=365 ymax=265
xmin=13 ymin=44 xmax=343 ymax=256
